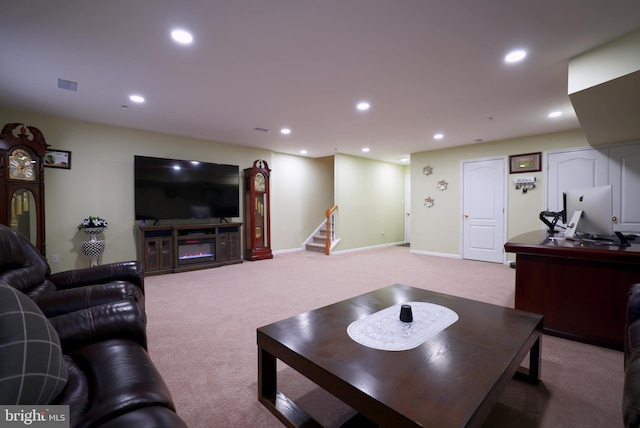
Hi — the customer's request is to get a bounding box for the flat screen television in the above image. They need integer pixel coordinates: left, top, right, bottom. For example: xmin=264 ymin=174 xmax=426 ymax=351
xmin=134 ymin=155 xmax=240 ymax=222
xmin=563 ymin=184 xmax=614 ymax=239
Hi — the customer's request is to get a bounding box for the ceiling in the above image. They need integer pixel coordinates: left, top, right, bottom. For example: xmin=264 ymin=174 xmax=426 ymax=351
xmin=1 ymin=1 xmax=640 ymax=164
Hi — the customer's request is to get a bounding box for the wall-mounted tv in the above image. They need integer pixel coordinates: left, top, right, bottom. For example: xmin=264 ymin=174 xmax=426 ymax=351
xmin=134 ymin=155 xmax=240 ymax=222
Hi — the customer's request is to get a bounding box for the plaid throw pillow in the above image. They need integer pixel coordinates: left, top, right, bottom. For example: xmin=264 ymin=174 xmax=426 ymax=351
xmin=0 ymin=284 xmax=67 ymax=404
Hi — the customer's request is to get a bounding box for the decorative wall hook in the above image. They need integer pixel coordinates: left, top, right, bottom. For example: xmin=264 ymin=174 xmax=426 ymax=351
xmin=515 ymin=182 xmax=536 ymax=193
xmin=514 ymin=176 xmax=536 ymax=193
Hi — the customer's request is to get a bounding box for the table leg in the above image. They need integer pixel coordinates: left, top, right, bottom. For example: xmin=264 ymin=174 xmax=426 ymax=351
xmin=528 ymin=335 xmax=541 ymax=383
xmin=514 ymin=335 xmax=541 ymax=384
xmin=257 ymin=345 xmax=323 ymax=428
xmin=258 ymin=345 xmax=277 ymax=403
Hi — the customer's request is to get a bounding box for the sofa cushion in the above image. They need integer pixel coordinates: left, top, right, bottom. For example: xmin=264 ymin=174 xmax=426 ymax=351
xmin=0 ymin=284 xmax=67 ymax=404
xmin=52 ymin=355 xmax=90 ymax=425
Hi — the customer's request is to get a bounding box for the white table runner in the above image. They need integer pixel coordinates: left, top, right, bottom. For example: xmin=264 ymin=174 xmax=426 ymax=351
xmin=347 ymin=301 xmax=459 ymax=351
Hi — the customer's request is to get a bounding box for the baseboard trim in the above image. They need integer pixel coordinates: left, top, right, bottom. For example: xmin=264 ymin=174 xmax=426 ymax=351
xmin=331 ymin=242 xmax=405 ymax=255
xmin=273 ymin=247 xmax=305 ymax=256
xmin=409 ymin=249 xmax=461 ymax=259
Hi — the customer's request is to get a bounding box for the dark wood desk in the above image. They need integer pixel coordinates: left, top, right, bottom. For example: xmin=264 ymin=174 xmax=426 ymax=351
xmin=505 ymin=230 xmax=640 ymax=350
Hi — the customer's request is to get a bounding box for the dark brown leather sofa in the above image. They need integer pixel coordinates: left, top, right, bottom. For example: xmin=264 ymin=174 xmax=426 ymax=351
xmin=624 ymin=283 xmax=640 ymax=428
xmin=0 ymin=224 xmax=187 ymax=427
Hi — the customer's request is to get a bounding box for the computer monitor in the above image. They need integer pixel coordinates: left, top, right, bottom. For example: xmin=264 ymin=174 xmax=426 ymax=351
xmin=563 ymin=185 xmax=613 ymax=240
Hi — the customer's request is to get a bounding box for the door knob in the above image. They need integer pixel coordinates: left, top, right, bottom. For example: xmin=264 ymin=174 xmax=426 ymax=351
xmin=464 ymin=214 xmax=469 ymax=218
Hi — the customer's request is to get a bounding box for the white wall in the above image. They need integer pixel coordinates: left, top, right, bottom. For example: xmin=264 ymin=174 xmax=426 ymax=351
xmin=2 ymin=106 xmax=597 ymax=272
xmin=410 ymin=129 xmax=590 ymax=258
xmin=334 ymin=154 xmax=406 ymax=250
xmin=270 ymin=153 xmax=334 ymax=251
xmin=568 ymin=28 xmax=640 ymax=93
xmin=0 ymin=108 xmax=338 ymax=272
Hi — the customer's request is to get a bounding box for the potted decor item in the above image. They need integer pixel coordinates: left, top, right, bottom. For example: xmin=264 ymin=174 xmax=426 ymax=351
xmin=78 ymin=216 xmax=107 ymax=266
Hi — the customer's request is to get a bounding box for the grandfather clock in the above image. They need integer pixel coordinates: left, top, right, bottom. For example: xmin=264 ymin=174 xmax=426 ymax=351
xmin=0 ymin=123 xmax=49 ymax=255
xmin=244 ymin=159 xmax=273 ymax=261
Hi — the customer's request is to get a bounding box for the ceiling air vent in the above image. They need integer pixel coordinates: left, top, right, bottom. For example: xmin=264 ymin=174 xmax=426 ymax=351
xmin=57 ymin=78 xmax=78 ymax=91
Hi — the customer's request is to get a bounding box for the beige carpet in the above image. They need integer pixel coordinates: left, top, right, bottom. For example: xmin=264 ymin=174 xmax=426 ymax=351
xmin=144 ymin=246 xmax=623 ymax=427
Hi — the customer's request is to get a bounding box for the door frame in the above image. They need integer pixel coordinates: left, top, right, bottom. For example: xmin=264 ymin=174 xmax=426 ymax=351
xmin=404 ymin=174 xmax=411 ymax=244
xmin=460 ymin=156 xmax=508 ymax=264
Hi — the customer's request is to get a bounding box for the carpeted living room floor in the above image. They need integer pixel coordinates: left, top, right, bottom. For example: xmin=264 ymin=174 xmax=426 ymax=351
xmin=144 ymin=245 xmax=623 ymax=427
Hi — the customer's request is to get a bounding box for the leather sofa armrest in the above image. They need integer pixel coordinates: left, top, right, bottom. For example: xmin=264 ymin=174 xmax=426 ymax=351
xmin=49 ymin=300 xmax=148 ymax=350
xmin=626 ymin=283 xmax=640 ymax=367
xmin=97 ymin=407 xmax=189 ymax=428
xmin=624 ymin=283 xmax=640 ymax=428
xmin=48 ymin=261 xmax=145 ymax=293
xmin=34 ymin=282 xmax=145 ymax=318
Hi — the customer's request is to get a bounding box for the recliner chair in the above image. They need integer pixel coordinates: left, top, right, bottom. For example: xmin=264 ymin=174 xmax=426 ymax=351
xmin=0 ymin=223 xmax=144 ymax=317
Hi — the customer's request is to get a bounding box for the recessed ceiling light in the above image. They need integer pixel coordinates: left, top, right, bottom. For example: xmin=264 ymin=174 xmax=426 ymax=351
xmin=280 ymin=128 xmax=291 ymax=135
xmin=505 ymin=50 xmax=527 ymax=63
xmin=548 ymin=111 xmax=562 ymax=118
xmin=362 ymin=147 xmax=370 ymax=153
xmin=129 ymin=95 xmax=145 ymax=103
xmin=356 ymin=101 xmax=370 ymax=111
xmin=433 ymin=133 xmax=444 ymax=140
xmin=171 ymin=29 xmax=193 ymax=45
xmin=300 ymin=150 xmax=308 ymax=155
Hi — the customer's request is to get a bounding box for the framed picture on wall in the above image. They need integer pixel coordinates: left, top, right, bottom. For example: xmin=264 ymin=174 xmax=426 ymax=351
xmin=44 ymin=149 xmax=72 ymax=169
xmin=509 ymin=152 xmax=541 ymax=174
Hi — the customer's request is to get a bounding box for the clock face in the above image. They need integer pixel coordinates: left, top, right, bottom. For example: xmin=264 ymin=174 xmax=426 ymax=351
xmin=8 ymin=149 xmax=35 ymax=181
xmin=254 ymin=172 xmax=266 ymax=192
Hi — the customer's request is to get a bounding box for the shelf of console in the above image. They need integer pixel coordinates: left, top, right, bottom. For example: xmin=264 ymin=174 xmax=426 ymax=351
xmin=136 ymin=223 xmax=242 ymax=276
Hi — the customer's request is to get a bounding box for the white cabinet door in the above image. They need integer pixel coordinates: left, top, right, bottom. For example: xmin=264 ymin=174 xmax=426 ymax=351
xmin=545 ymin=148 xmax=609 ymax=212
xmin=609 ymin=144 xmax=640 ymax=233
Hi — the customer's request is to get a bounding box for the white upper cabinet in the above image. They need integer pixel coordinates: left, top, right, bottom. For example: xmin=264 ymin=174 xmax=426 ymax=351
xmin=545 ymin=142 xmax=640 ymax=233
xmin=609 ymin=144 xmax=640 ymax=232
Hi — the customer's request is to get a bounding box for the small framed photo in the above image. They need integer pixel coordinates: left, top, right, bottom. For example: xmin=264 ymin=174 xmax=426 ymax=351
xmin=509 ymin=152 xmax=541 ymax=174
xmin=44 ymin=149 xmax=71 ymax=169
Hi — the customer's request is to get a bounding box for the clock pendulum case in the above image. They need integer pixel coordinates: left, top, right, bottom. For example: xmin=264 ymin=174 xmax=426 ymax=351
xmin=0 ymin=123 xmax=49 ymax=255
xmin=243 ymin=159 xmax=273 ymax=261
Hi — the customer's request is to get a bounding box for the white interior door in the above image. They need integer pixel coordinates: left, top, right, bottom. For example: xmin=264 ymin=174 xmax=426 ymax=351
xmin=462 ymin=158 xmax=505 ymax=263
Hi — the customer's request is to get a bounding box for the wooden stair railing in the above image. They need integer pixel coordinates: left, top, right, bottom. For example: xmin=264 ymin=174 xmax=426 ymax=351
xmin=325 ymin=205 xmax=338 ymax=255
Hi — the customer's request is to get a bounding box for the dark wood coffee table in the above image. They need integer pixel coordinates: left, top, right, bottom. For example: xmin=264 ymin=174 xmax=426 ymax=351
xmin=257 ymin=284 xmax=543 ymax=427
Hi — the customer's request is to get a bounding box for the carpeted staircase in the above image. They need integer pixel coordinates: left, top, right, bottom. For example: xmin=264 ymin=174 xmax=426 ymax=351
xmin=305 ymin=224 xmax=328 ymax=253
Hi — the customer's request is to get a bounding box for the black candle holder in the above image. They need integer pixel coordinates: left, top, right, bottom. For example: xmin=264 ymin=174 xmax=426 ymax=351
xmin=400 ymin=304 xmax=413 ymax=323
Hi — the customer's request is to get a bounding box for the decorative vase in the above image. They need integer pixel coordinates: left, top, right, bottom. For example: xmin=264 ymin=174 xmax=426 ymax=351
xmin=81 ymin=227 xmax=105 ymax=266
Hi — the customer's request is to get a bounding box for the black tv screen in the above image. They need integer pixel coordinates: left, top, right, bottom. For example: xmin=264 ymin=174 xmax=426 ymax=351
xmin=134 ymin=155 xmax=240 ymax=221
